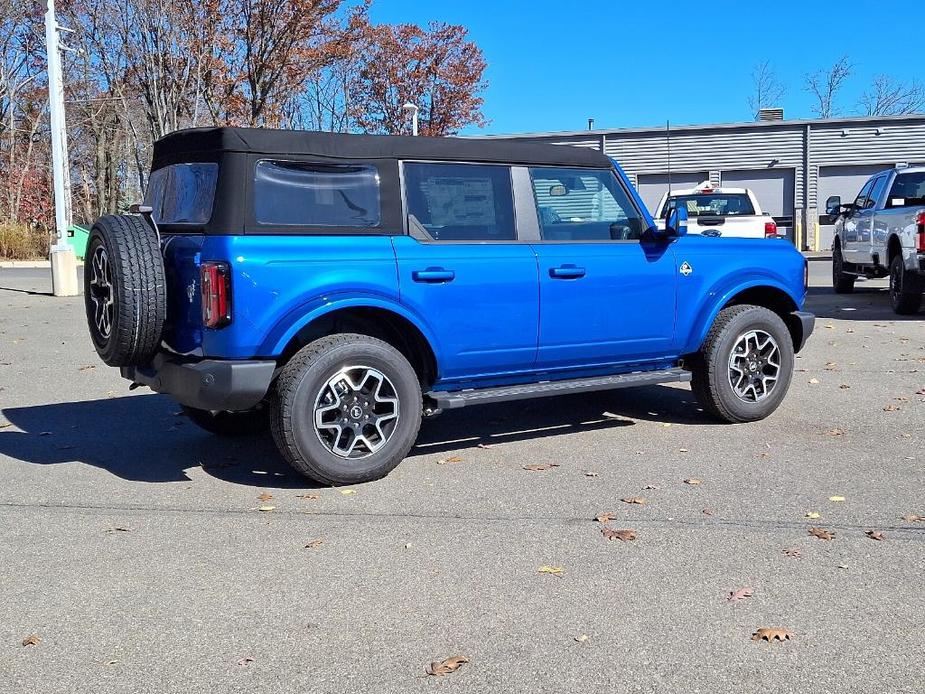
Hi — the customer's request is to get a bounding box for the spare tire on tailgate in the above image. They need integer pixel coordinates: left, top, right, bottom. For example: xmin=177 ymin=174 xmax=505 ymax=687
xmin=83 ymin=215 xmax=166 ymax=367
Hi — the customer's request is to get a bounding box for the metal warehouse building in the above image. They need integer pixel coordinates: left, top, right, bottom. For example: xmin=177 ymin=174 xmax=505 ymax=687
xmin=501 ymin=113 xmax=925 ymax=251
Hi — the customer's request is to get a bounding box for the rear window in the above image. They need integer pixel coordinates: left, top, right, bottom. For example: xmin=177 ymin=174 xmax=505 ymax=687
xmin=253 ymin=160 xmax=380 ymax=227
xmin=661 ymin=193 xmax=755 ymax=218
xmin=403 ymin=162 xmax=515 ymax=241
xmin=145 ymin=163 xmax=218 ymax=225
xmin=886 ymin=172 xmax=925 ymax=208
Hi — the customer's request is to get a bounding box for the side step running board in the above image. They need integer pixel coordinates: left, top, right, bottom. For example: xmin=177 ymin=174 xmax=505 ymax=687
xmin=427 ymin=368 xmax=691 ymax=410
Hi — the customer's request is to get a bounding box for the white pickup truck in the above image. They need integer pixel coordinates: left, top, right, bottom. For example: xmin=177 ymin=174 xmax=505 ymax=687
xmin=653 ymin=182 xmax=778 ymax=239
xmin=829 ymin=165 xmax=925 ymax=314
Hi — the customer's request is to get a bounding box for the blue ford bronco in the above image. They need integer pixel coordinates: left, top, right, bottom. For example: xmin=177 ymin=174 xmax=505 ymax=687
xmin=83 ymin=128 xmax=814 ymax=485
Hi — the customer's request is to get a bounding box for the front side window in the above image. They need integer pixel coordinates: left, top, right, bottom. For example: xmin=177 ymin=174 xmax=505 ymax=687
xmin=403 ymin=162 xmax=515 ymax=241
xmin=144 ymin=162 xmax=218 ymax=225
xmin=254 ymin=160 xmax=380 ymax=227
xmin=886 ymin=172 xmax=925 ymax=208
xmin=661 ymin=193 xmax=755 ymax=218
xmin=530 ymin=167 xmax=643 ymax=241
xmin=866 ymin=176 xmax=888 ymax=209
xmin=853 ymin=179 xmax=875 ymax=210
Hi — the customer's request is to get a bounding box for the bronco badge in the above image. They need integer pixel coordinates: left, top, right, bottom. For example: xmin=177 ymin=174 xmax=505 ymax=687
xmin=680 ymin=261 xmax=693 ymax=277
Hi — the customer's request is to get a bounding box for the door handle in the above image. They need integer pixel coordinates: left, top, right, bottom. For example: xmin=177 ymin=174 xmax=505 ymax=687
xmin=412 ymin=268 xmax=455 ymax=283
xmin=549 ymin=265 xmax=586 ymax=279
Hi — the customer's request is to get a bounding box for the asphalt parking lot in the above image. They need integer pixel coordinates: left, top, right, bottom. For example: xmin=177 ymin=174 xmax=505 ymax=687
xmin=0 ymin=261 xmax=923 ymax=693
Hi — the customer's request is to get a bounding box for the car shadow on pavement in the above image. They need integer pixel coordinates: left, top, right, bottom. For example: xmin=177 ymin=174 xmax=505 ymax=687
xmin=0 ymin=393 xmax=320 ymax=489
xmin=1 ymin=384 xmax=713 ymax=484
xmin=805 ymin=286 xmax=924 ymax=321
xmin=413 ymin=384 xmax=717 ymax=457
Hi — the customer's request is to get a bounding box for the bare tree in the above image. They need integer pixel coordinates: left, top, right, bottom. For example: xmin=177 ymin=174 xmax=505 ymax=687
xmin=804 ymin=56 xmax=853 ymax=119
xmin=747 ymin=60 xmax=785 ymax=119
xmin=858 ymin=75 xmax=925 ymax=116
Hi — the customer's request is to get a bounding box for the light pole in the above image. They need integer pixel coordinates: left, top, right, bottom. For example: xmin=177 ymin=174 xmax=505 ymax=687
xmin=44 ymin=0 xmax=78 ymax=297
xmin=402 ymin=102 xmax=419 ymax=136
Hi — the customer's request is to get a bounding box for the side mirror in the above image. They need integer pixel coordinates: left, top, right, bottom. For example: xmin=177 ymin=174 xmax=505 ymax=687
xmin=824 ymin=195 xmax=841 ymax=216
xmin=665 ymin=205 xmax=688 ymax=237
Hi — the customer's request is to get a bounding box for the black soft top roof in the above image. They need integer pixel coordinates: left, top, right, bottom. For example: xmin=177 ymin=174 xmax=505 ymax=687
xmin=152 ymin=127 xmax=611 ymax=170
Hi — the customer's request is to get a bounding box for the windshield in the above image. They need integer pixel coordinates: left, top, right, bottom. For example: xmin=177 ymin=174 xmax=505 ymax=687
xmin=661 ymin=193 xmax=755 ymax=218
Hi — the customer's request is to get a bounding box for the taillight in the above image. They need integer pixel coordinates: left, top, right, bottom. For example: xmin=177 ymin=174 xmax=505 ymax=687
xmin=201 ymin=261 xmax=231 ymax=328
xmin=764 ymin=220 xmax=778 ymax=237
xmin=917 ymin=211 xmax=925 ymax=252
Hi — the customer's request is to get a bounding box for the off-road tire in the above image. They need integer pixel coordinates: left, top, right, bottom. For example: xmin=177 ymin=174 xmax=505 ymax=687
xmin=832 ymin=245 xmax=855 ymax=294
xmin=270 ymin=333 xmax=422 ymax=486
xmin=888 ymin=255 xmax=923 ymax=315
xmin=181 ymin=405 xmax=269 ymax=436
xmin=84 ymin=215 xmax=166 ymax=366
xmin=690 ymin=305 xmax=794 ymax=423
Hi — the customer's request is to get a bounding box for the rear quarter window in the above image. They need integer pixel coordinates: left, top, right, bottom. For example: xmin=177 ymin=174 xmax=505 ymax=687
xmin=886 ymin=172 xmax=925 ymax=208
xmin=253 ymin=160 xmax=381 ymax=227
xmin=145 ymin=163 xmax=218 ymax=225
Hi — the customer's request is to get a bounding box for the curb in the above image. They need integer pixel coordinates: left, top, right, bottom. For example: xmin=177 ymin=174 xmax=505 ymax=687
xmin=0 ymin=260 xmax=84 ymax=268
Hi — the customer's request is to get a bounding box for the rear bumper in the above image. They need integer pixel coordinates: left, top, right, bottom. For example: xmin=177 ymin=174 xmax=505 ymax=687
xmin=790 ymin=310 xmax=815 ymax=353
xmin=122 ymin=353 xmax=276 ymax=411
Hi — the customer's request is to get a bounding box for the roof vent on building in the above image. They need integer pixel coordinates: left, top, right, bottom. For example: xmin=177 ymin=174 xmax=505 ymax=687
xmin=757 ymin=108 xmax=784 ymax=121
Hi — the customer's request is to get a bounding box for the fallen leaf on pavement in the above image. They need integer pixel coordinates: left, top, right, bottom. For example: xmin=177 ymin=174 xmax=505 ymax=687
xmin=22 ymin=634 xmax=40 ymax=647
xmin=602 ymin=528 xmax=636 ymax=542
xmin=751 ymin=627 xmax=793 ymax=643
xmin=824 ymin=362 xmax=838 ymax=370
xmin=257 ymin=491 xmax=273 ymax=502
xmin=574 ymin=634 xmax=589 ymax=644
xmin=237 ymin=657 xmax=255 ymax=666
xmin=476 ymin=443 xmax=493 ymax=449
xmin=679 ymin=448 xmax=689 ymax=453
xmin=865 ymin=530 xmax=886 ymax=541
xmin=295 ymin=494 xmax=319 ymax=500
xmin=727 ymin=587 xmax=754 ymax=602
xmin=702 ymin=508 xmax=715 ymax=516
xmin=304 ymin=540 xmax=324 ymax=549
xmin=425 ymin=655 xmax=469 ymax=677
xmin=583 ymin=471 xmax=599 ymax=477
xmin=105 ymin=527 xmax=130 ymax=533
xmin=595 ymin=512 xmax=615 ymax=523
xmin=437 ymin=456 xmax=463 ymax=465
xmin=643 ymin=484 xmax=660 ymax=490
xmin=523 ymin=463 xmax=559 ymax=471
xmin=828 ymin=495 xmax=845 ymax=502
xmin=839 ymin=384 xmax=851 ymax=389
xmin=902 ymin=513 xmax=924 ymax=522
xmin=621 ymin=497 xmax=646 ymax=505
xmin=683 ymin=478 xmax=702 ymax=485
xmin=808 ymin=378 xmax=820 ymax=384
xmin=825 ymin=428 xmax=845 ymax=437
xmin=916 ymin=388 xmax=925 ymax=396
xmin=538 ymin=565 xmax=564 ymax=576
xmin=805 ymin=512 xmax=821 ymax=519
xmin=258 ymin=505 xmax=275 ymax=512
xmin=782 ymin=548 xmax=802 ymax=558
xmin=78 ymin=365 xmax=96 ymax=371
xmin=883 ymin=404 xmax=900 ymax=412
xmin=338 ymin=489 xmax=356 ymax=495
xmin=808 ymin=527 xmax=834 ymax=541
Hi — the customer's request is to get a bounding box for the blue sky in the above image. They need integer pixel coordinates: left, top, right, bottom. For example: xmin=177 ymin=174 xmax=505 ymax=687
xmin=369 ymin=0 xmax=922 ymax=135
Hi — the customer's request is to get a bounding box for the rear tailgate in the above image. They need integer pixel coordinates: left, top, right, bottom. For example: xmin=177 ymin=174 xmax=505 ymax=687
xmin=690 ymin=214 xmax=770 ymax=238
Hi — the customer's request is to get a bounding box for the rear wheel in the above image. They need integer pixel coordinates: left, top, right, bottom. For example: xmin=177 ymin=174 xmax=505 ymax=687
xmin=691 ymin=305 xmax=794 ymax=423
xmin=270 ymin=334 xmax=422 ymax=485
xmin=181 ymin=405 xmax=269 ymax=436
xmin=83 ymin=215 xmax=166 ymax=366
xmin=832 ymin=245 xmax=855 ymax=294
xmin=889 ymin=255 xmax=923 ymax=315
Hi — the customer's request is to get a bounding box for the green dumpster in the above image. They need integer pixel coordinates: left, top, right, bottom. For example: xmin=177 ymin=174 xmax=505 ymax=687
xmin=66 ymin=224 xmax=90 ymax=260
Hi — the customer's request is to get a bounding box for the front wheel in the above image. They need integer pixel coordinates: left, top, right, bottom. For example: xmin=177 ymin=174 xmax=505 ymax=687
xmin=690 ymin=305 xmax=795 ymax=423
xmin=889 ymin=255 xmax=923 ymax=315
xmin=832 ymin=245 xmax=855 ymax=294
xmin=270 ymin=334 xmax=422 ymax=485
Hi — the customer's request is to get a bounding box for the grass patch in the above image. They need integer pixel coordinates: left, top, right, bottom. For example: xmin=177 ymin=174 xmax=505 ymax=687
xmin=0 ymin=222 xmax=50 ymax=260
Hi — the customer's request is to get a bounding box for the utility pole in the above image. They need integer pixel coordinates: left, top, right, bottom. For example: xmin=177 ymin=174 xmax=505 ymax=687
xmin=45 ymin=0 xmax=78 ymax=297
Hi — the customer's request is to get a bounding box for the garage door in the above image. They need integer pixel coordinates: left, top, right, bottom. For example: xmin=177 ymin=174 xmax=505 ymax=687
xmin=637 ymin=172 xmax=709 ymax=216
xmin=817 ymin=164 xmax=893 ymax=250
xmin=721 ymin=168 xmax=796 ymax=240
